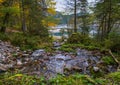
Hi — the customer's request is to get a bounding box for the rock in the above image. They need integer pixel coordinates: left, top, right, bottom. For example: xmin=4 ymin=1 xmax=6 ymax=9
xmin=72 ymin=66 xmax=82 ymax=71
xmin=22 ymin=54 xmax=29 ymax=57
xmin=93 ymin=66 xmax=99 ymax=72
xmin=55 ymin=54 xmax=72 ymax=61
xmin=55 ymin=66 xmax=64 ymax=74
xmin=17 ymin=59 xmax=22 ymax=65
xmin=0 ymin=40 xmax=117 ymax=79
xmin=53 ymin=42 xmax=61 ymax=47
xmin=64 ymin=64 xmax=72 ymax=70
xmin=0 ymin=53 xmax=5 ymax=62
xmin=0 ymin=66 xmax=7 ymax=71
xmin=55 ymin=54 xmax=65 ymax=60
xmin=43 ymin=56 xmax=50 ymax=60
xmin=0 ymin=63 xmax=13 ymax=71
xmin=83 ymin=61 xmax=89 ymax=67
xmin=65 ymin=65 xmax=82 ymax=72
xmin=16 ymin=47 xmax=20 ymax=51
xmin=32 ymin=49 xmax=45 ymax=57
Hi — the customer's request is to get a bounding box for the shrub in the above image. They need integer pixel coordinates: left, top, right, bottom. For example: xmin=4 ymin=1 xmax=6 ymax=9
xmin=105 ymin=32 xmax=120 ymax=54
xmin=0 ymin=33 xmax=9 ymax=41
xmin=67 ymin=33 xmax=92 ymax=45
xmin=0 ymin=32 xmax=52 ymax=51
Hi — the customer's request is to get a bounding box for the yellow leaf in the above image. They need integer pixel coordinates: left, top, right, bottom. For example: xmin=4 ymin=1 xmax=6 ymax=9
xmin=0 ymin=0 xmax=4 ymax=3
xmin=47 ymin=8 xmax=56 ymax=15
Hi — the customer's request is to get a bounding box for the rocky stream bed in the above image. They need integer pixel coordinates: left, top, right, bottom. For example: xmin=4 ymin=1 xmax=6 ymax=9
xmin=0 ymin=40 xmax=117 ymax=79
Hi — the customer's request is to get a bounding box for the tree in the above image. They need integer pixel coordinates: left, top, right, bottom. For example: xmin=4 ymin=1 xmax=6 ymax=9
xmin=74 ymin=0 xmax=77 ymax=33
xmin=79 ymin=0 xmax=89 ymax=35
xmin=0 ymin=0 xmax=16 ymax=32
xmin=66 ymin=0 xmax=81 ymax=33
xmin=66 ymin=0 xmax=89 ymax=34
xmin=20 ymin=0 xmax=27 ymax=32
xmin=94 ymin=0 xmax=120 ymax=40
xmin=0 ymin=0 xmax=56 ymax=36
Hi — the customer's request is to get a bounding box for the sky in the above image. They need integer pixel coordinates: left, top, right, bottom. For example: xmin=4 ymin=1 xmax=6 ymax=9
xmin=54 ymin=0 xmax=65 ymax=12
xmin=55 ymin=0 xmax=95 ymax=12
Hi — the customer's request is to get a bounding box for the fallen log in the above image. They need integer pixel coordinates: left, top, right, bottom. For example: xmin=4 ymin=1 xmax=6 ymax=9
xmin=108 ymin=50 xmax=120 ymax=71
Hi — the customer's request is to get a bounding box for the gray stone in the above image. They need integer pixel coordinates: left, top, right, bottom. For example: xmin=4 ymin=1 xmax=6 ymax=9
xmin=55 ymin=54 xmax=72 ymax=61
xmin=93 ymin=66 xmax=99 ymax=72
xmin=17 ymin=59 xmax=22 ymax=65
xmin=0 ymin=53 xmax=5 ymax=62
xmin=32 ymin=49 xmax=45 ymax=57
xmin=83 ymin=61 xmax=89 ymax=67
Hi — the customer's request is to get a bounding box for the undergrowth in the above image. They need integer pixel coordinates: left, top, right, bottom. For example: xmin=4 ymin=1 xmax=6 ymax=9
xmin=0 ymin=33 xmax=53 ymax=51
xmin=0 ymin=71 xmax=120 ymax=85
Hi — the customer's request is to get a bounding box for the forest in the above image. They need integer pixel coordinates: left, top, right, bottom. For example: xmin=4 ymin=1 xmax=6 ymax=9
xmin=0 ymin=0 xmax=120 ymax=85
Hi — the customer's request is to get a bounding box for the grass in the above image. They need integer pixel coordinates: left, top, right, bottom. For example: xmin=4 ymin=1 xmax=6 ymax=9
xmin=0 ymin=71 xmax=120 ymax=85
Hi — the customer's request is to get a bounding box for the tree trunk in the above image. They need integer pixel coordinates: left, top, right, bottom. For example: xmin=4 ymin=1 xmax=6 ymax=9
xmin=107 ymin=0 xmax=112 ymax=36
xmin=74 ymin=0 xmax=77 ymax=33
xmin=0 ymin=13 xmax=10 ymax=33
xmin=21 ymin=0 xmax=27 ymax=32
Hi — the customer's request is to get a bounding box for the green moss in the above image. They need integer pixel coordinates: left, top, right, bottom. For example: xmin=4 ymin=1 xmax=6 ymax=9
xmin=0 ymin=32 xmax=52 ymax=51
xmin=84 ymin=45 xmax=99 ymax=50
xmin=59 ymin=47 xmax=75 ymax=52
xmin=1 ymin=71 xmax=120 ymax=85
xmin=0 ymin=72 xmax=42 ymax=85
xmin=102 ymin=56 xmax=116 ymax=65
xmin=49 ymin=74 xmax=96 ymax=85
xmin=60 ymin=43 xmax=100 ymax=53
xmin=106 ymin=71 xmax=120 ymax=84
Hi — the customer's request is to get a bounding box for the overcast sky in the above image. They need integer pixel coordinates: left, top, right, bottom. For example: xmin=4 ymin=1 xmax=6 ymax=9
xmin=55 ymin=0 xmax=95 ymax=12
